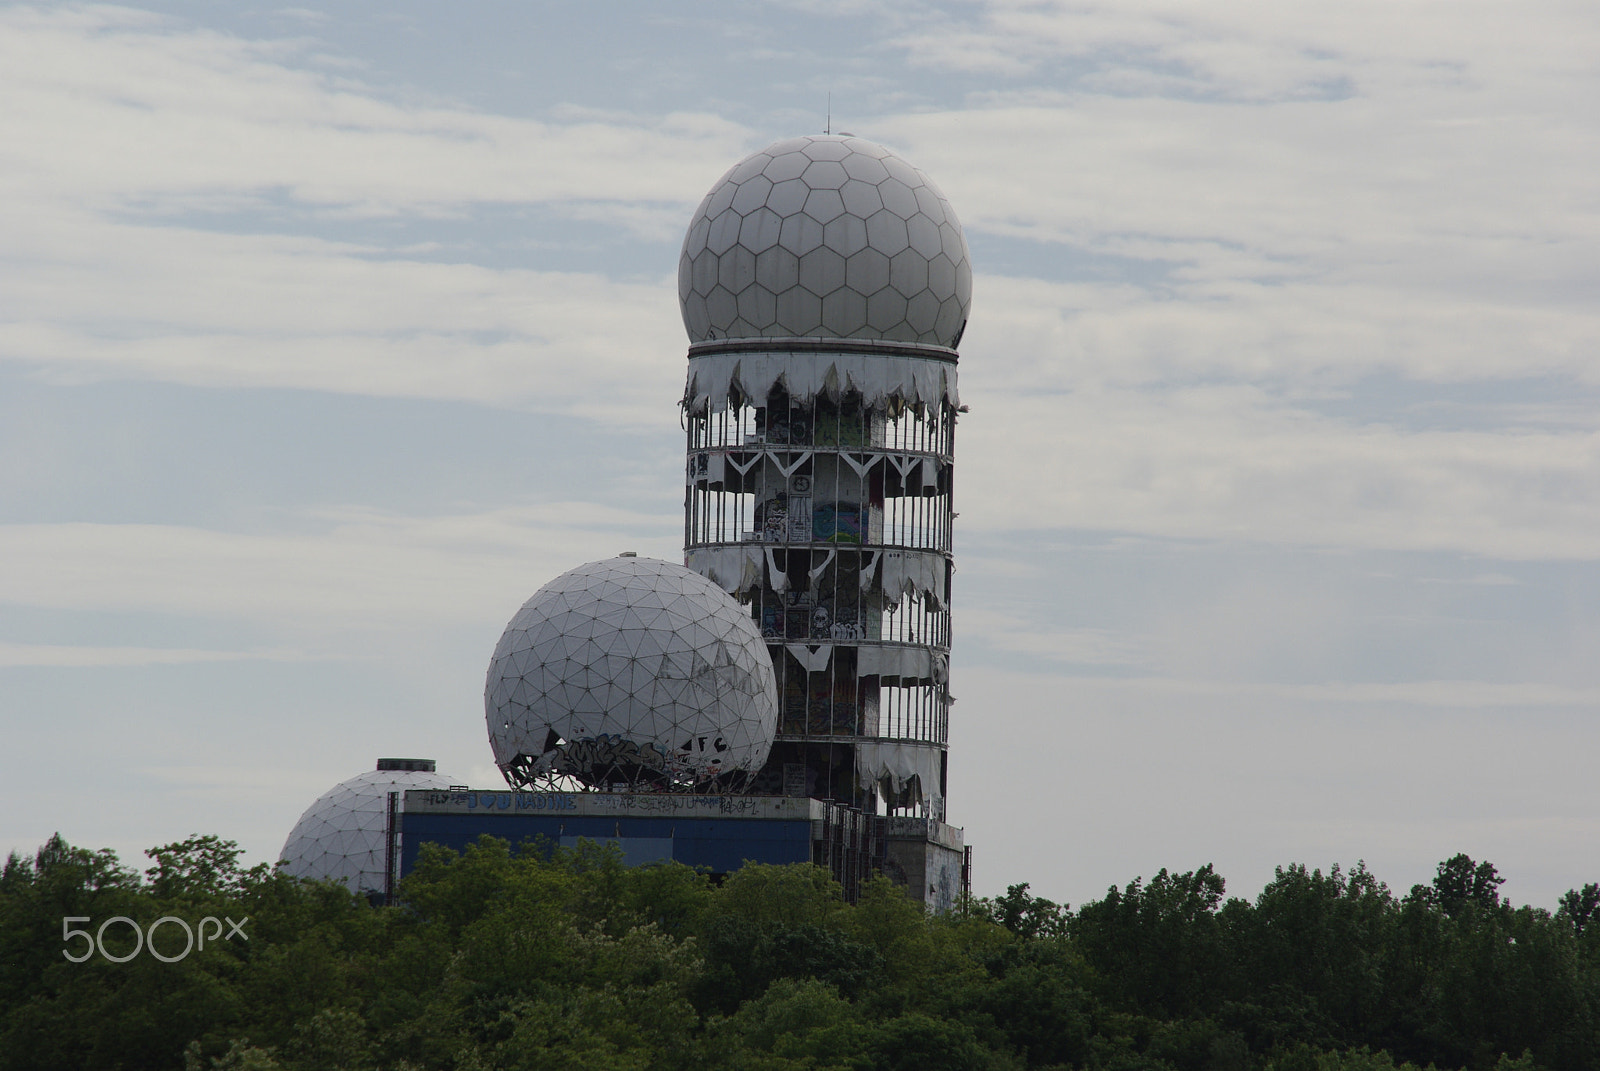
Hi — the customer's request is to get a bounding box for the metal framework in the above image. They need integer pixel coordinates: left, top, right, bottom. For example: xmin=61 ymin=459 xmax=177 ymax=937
xmin=685 ymin=353 xmax=956 ymax=817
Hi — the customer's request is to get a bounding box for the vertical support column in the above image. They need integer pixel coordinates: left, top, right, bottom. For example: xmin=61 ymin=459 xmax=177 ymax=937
xmin=384 ymin=790 xmax=399 ymax=906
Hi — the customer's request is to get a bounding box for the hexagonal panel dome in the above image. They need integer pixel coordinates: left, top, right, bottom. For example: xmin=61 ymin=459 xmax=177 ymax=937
xmin=486 ymin=555 xmax=778 ymax=791
xmin=680 ymin=136 xmax=972 ymax=348
xmin=279 ymin=759 xmax=456 ymax=897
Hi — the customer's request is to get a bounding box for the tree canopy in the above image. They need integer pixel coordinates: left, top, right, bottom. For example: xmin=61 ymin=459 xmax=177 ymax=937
xmin=0 ymin=835 xmax=1592 ymax=1071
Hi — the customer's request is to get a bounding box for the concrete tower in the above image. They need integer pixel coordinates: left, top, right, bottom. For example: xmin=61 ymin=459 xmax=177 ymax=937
xmin=679 ymin=134 xmax=970 ymax=860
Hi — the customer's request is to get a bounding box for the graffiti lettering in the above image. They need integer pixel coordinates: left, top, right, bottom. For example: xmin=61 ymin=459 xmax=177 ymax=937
xmin=676 ymin=736 xmax=729 ymax=754
xmin=552 ymin=734 xmax=670 ymax=779
xmin=514 ymin=793 xmax=576 ymax=811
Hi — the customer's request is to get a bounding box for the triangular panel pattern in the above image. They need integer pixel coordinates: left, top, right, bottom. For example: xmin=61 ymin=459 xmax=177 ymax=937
xmin=485 ymin=556 xmax=779 ymax=790
xmin=278 ymin=766 xmax=456 ymax=896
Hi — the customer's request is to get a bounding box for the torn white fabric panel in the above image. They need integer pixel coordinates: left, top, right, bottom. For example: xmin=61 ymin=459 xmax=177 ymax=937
xmin=878 ymin=550 xmax=947 ymax=609
xmin=855 ymin=741 xmax=943 ymax=799
xmin=807 ymin=549 xmax=837 ymax=583
xmin=685 ymin=547 xmax=764 ymax=595
xmin=685 ymin=352 xmax=959 ymax=413
xmin=687 ymin=545 xmax=946 ymax=607
xmin=857 ymin=645 xmax=935 ymax=684
xmin=785 ymin=644 xmax=835 ymax=673
xmin=764 ymin=549 xmax=790 ymax=593
xmin=860 ymin=551 xmax=882 ymax=592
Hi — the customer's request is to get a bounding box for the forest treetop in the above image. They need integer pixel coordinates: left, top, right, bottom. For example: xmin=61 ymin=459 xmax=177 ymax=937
xmin=2 ymin=833 xmax=1595 ymax=1071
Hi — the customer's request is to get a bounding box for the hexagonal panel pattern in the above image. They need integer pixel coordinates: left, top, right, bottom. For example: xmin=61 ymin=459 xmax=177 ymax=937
xmin=279 ymin=763 xmax=456 ymax=897
xmin=486 ymin=556 xmax=778 ymax=790
xmin=680 ymin=136 xmax=972 ymax=347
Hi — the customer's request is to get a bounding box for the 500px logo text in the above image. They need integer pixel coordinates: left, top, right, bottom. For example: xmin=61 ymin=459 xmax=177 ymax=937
xmin=62 ymin=916 xmax=248 ymax=963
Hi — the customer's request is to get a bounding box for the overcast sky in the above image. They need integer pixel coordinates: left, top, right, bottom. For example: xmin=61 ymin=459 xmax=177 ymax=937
xmin=3 ymin=0 xmax=1597 ymax=909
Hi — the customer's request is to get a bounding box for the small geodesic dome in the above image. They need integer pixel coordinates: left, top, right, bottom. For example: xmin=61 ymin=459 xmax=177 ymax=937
xmin=278 ymin=759 xmax=454 ymax=896
xmin=486 ymin=555 xmax=779 ymax=791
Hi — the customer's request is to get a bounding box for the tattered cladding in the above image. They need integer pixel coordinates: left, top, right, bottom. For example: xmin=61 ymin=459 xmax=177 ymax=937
xmin=485 ymin=557 xmax=780 ymax=788
xmin=683 ymin=346 xmax=960 ymax=416
xmin=278 ymin=766 xmax=457 ymax=895
xmin=687 ymin=546 xmax=949 ymax=611
xmin=679 ymin=136 xmax=972 ymax=347
xmin=680 ymin=350 xmax=959 ymax=806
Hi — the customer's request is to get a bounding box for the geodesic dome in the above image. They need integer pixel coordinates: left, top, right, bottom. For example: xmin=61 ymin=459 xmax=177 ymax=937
xmin=679 ymin=135 xmax=972 ymax=348
xmin=279 ymin=759 xmax=455 ymax=896
xmin=486 ymin=555 xmax=778 ymax=791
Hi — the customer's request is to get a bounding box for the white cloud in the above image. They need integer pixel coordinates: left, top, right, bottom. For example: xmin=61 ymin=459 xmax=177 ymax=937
xmin=1416 ymin=572 xmax=1517 ymax=586
xmin=878 ymin=4 xmax=1600 ymax=400
xmin=0 ymin=642 xmax=308 ymax=667
xmin=890 ymin=99 xmax=1596 ymax=320
xmin=948 ymin=663 xmax=1600 ymax=906
xmin=896 ymin=1 xmax=1598 ymax=102
xmin=958 ymin=608 xmax=1146 ymax=665
xmin=957 ymin=379 xmax=1600 ymax=559
xmin=996 ymin=673 xmax=1600 ymax=709
xmin=0 ymin=503 xmax=683 ymax=637
xmin=0 ymin=7 xmax=743 ymax=420
xmin=0 ymin=207 xmax=686 ymax=420
xmin=270 ymin=8 xmax=330 ymax=27
xmin=961 ymin=273 xmax=1600 ymax=395
xmin=0 ymin=6 xmax=749 ymax=215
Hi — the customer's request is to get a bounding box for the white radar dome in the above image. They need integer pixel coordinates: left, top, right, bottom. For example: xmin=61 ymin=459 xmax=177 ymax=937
xmin=679 ymin=135 xmax=971 ymax=348
xmin=279 ymin=759 xmax=455 ymax=897
xmin=486 ymin=555 xmax=778 ymax=791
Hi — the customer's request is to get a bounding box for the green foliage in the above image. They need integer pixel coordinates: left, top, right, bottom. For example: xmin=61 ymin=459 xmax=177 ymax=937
xmin=1416 ymin=854 xmax=1506 ymax=918
xmin=1073 ymin=864 xmax=1230 ymax=1019
xmin=711 ymin=861 xmax=847 ymax=927
xmin=985 ymin=882 xmax=1070 ymax=940
xmin=1264 ymin=1045 xmax=1434 ymax=1070
xmin=0 ymin=835 xmax=1594 ymax=1070
xmin=1556 ymin=883 xmax=1599 ymax=936
xmin=715 ymin=977 xmax=872 ymax=1068
xmin=146 ymin=835 xmax=271 ymax=900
